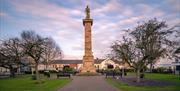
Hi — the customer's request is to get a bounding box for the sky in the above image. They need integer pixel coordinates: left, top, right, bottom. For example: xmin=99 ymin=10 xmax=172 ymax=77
xmin=0 ymin=0 xmax=180 ymax=60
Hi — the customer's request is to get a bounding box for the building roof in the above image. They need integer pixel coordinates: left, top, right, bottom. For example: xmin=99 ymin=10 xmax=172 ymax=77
xmin=51 ymin=58 xmax=122 ymax=64
xmin=51 ymin=60 xmax=82 ymax=64
xmin=94 ymin=59 xmax=105 ymax=64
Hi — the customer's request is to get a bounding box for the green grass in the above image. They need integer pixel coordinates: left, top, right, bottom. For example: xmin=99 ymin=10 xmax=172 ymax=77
xmin=106 ymin=73 xmax=180 ymax=91
xmin=145 ymin=73 xmax=180 ymax=83
xmin=0 ymin=75 xmax=71 ymax=91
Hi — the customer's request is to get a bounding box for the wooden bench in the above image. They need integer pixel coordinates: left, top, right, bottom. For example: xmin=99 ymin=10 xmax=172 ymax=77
xmin=44 ymin=72 xmax=50 ymax=78
xmin=0 ymin=74 xmax=10 ymax=78
xmin=105 ymin=71 xmax=122 ymax=78
xmin=57 ymin=72 xmax=71 ymax=78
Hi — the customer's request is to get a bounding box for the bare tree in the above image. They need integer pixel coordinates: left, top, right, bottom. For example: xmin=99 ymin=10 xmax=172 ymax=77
xmin=111 ymin=19 xmax=176 ymax=82
xmin=112 ymin=37 xmax=148 ymax=82
xmin=21 ymin=31 xmax=45 ymax=81
xmin=130 ymin=19 xmax=169 ymax=72
xmin=42 ymin=37 xmax=62 ymax=70
xmin=0 ymin=38 xmax=23 ymax=77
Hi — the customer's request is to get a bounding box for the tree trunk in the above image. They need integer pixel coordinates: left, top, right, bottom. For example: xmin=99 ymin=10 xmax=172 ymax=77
xmin=45 ymin=59 xmax=48 ymax=70
xmin=31 ymin=65 xmax=34 ymax=75
xmin=150 ymin=63 xmax=153 ymax=73
xmin=122 ymin=67 xmax=124 ymax=77
xmin=122 ymin=63 xmax=125 ymax=77
xmin=136 ymin=69 xmax=140 ymax=83
xmin=45 ymin=64 xmax=48 ymax=70
xmin=10 ymin=67 xmax=15 ymax=78
xmin=35 ymin=63 xmax=39 ymax=81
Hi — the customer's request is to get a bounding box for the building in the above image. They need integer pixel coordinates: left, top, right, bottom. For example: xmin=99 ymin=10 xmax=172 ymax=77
xmin=172 ymin=58 xmax=180 ymax=75
xmin=49 ymin=60 xmax=82 ymax=71
xmin=94 ymin=58 xmax=123 ymax=70
xmin=172 ymin=47 xmax=180 ymax=75
xmin=42 ymin=58 xmax=128 ymax=71
xmin=0 ymin=67 xmax=9 ymax=74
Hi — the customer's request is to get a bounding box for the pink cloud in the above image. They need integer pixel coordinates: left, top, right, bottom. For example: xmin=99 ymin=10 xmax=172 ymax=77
xmin=0 ymin=12 xmax=6 ymax=17
xmin=3 ymin=0 xmax=178 ymax=61
xmin=163 ymin=0 xmax=180 ymax=13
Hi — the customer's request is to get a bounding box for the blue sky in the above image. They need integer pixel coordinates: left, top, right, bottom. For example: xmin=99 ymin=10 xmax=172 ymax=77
xmin=0 ymin=0 xmax=179 ymax=60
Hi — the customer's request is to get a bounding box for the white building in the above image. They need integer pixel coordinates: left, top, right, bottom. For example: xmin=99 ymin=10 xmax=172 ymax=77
xmin=40 ymin=58 xmax=127 ymax=71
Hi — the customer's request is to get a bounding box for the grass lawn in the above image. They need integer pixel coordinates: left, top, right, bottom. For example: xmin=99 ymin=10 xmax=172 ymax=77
xmin=0 ymin=75 xmax=71 ymax=91
xmin=106 ymin=73 xmax=180 ymax=91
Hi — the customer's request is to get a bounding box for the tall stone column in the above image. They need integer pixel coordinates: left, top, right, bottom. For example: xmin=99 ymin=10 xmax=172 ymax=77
xmin=81 ymin=5 xmax=96 ymax=73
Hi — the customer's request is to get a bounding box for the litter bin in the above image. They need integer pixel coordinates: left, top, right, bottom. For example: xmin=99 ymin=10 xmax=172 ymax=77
xmin=140 ymin=73 xmax=144 ymax=78
xmin=32 ymin=75 xmax=36 ymax=80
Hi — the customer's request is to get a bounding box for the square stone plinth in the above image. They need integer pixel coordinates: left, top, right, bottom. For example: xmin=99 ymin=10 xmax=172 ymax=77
xmin=81 ymin=55 xmax=96 ymax=73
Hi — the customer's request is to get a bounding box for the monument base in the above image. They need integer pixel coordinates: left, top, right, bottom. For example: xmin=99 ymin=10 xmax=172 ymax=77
xmin=81 ymin=66 xmax=96 ymax=73
xmin=80 ymin=55 xmax=96 ymax=73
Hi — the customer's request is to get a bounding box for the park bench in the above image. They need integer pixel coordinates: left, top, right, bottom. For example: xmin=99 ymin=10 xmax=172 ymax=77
xmin=57 ymin=72 xmax=71 ymax=78
xmin=105 ymin=71 xmax=114 ymax=78
xmin=43 ymin=71 xmax=50 ymax=78
xmin=0 ymin=73 xmax=10 ymax=78
xmin=105 ymin=71 xmax=122 ymax=78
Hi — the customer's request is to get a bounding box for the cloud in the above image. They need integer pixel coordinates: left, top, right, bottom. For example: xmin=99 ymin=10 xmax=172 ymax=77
xmin=9 ymin=0 xmax=83 ymax=26
xmin=94 ymin=0 xmax=122 ymax=14
xmin=0 ymin=12 xmax=6 ymax=17
xmin=5 ymin=0 xmax=84 ymax=58
xmin=0 ymin=12 xmax=12 ymax=19
xmin=1 ymin=0 xmax=179 ymax=61
xmin=92 ymin=0 xmax=134 ymax=19
xmin=137 ymin=3 xmax=165 ymax=18
xmin=163 ymin=0 xmax=180 ymax=13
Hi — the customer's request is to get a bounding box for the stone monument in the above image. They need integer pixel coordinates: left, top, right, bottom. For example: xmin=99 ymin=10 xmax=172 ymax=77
xmin=81 ymin=5 xmax=96 ymax=73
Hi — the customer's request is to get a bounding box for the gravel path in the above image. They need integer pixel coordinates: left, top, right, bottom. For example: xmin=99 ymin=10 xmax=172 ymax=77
xmin=58 ymin=76 xmax=120 ymax=91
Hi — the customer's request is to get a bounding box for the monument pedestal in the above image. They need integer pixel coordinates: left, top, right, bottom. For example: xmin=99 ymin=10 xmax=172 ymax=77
xmin=81 ymin=55 xmax=96 ymax=73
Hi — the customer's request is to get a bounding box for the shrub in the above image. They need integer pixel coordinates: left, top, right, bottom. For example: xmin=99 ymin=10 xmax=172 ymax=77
xmin=49 ymin=70 xmax=58 ymax=73
xmin=156 ymin=67 xmax=166 ymax=73
xmin=152 ymin=67 xmax=172 ymax=74
xmin=63 ymin=67 xmax=73 ymax=72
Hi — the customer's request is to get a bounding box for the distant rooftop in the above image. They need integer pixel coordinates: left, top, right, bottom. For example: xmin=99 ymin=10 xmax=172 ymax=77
xmin=50 ymin=59 xmax=121 ymax=64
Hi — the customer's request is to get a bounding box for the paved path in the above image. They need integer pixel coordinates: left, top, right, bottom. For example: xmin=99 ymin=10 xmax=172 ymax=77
xmin=58 ymin=76 xmax=120 ymax=91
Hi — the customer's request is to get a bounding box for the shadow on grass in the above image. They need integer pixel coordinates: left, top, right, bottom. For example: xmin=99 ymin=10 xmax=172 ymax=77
xmin=106 ymin=73 xmax=180 ymax=91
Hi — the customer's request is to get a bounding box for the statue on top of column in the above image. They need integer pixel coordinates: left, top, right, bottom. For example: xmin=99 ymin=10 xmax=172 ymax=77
xmin=85 ymin=5 xmax=90 ymax=19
